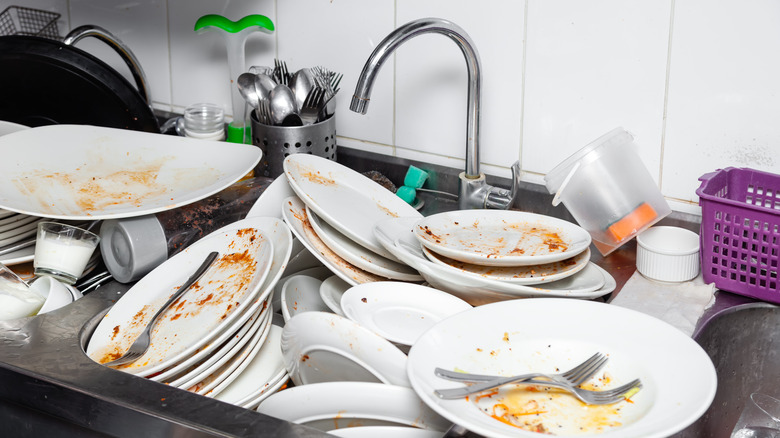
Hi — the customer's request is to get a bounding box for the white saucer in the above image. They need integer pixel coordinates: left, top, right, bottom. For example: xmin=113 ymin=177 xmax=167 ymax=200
xmin=340 ymin=282 xmax=471 ymax=346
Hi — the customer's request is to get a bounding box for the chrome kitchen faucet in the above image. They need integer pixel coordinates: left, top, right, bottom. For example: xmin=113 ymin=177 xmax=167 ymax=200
xmin=350 ymin=17 xmax=521 ymax=210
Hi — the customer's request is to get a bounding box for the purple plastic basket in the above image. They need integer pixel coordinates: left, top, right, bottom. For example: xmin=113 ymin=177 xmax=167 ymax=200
xmin=697 ymin=167 xmax=780 ymax=303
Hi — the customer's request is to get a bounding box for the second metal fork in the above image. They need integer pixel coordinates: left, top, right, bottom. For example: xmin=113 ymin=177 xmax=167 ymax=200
xmin=434 ymin=352 xmax=607 ymax=399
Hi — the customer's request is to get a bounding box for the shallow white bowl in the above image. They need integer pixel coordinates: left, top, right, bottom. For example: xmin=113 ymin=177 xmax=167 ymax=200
xmin=30 ymin=275 xmax=73 ymax=314
xmin=636 ymin=226 xmax=700 ymax=282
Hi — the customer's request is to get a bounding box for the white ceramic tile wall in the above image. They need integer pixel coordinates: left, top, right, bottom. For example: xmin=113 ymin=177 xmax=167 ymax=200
xmin=4 ymin=0 xmax=780 ymax=215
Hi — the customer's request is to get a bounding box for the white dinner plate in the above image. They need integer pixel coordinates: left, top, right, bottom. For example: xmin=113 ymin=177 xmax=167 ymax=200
xmin=280 ymin=274 xmax=330 ymax=321
xmin=374 ymin=218 xmax=613 ymax=305
xmin=167 ymin=305 xmax=268 ymax=388
xmin=0 ymin=212 xmax=36 ymax=229
xmin=283 ymin=154 xmax=422 ymax=260
xmin=0 ymin=244 xmax=35 ymax=266
xmin=215 ymin=324 xmax=286 ymax=407
xmin=245 ymin=373 xmax=289 ymax=410
xmin=282 ymin=196 xmax=388 ymax=286
xmin=422 ymin=245 xmax=591 ymax=285
xmin=306 ymin=205 xmax=422 ymax=282
xmin=246 ymin=174 xmax=296 ymax=219
xmin=319 ymin=275 xmax=350 ymax=316
xmin=407 ymin=298 xmax=717 ymax=438
xmin=413 ymin=210 xmax=591 ymax=266
xmin=0 ymin=120 xmax=29 ymax=137
xmin=0 ymin=227 xmax=37 ymax=248
xmin=340 ymin=282 xmax=472 ymax=346
xmin=257 ymin=381 xmax=451 ymax=432
xmin=0 ymin=124 xmax=262 ymax=219
xmin=0 ymin=216 xmax=42 ymax=240
xmin=86 ymin=217 xmax=275 ymax=376
xmin=281 ymin=311 xmax=410 ymax=387
xmin=329 ymin=426 xmax=444 ymax=438
xmin=0 ymin=208 xmax=17 ymax=220
xmin=193 ymin=310 xmax=273 ymax=397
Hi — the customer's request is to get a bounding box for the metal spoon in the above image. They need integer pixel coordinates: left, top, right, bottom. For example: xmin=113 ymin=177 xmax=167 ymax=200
xmin=237 ymin=73 xmax=261 ymax=109
xmin=269 ymin=84 xmax=299 ymax=126
xmin=288 ymin=68 xmax=315 ymax=110
xmin=254 ymin=73 xmax=277 ymax=102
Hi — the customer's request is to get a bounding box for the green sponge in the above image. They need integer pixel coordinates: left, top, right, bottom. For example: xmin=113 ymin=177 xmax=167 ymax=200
xmin=404 ymin=165 xmax=429 ymax=188
xmin=396 ymin=186 xmax=417 ymax=204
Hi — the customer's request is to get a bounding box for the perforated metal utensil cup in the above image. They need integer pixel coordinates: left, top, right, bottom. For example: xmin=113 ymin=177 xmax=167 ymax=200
xmin=250 ymin=111 xmax=336 ymax=178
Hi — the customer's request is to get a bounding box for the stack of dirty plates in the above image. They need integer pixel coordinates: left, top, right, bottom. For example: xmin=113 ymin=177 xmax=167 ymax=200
xmin=0 ymin=208 xmax=45 ymax=265
xmin=281 ymin=154 xmax=423 ymax=287
xmin=374 ymin=212 xmax=617 ymax=306
xmin=86 ymin=216 xmax=293 ymax=402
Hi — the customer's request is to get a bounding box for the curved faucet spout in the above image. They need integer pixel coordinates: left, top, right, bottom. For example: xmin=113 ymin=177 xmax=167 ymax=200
xmin=350 ymin=17 xmax=482 ymax=178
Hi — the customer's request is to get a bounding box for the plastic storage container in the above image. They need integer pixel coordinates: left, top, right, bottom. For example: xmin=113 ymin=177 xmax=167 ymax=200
xmin=544 ymin=128 xmax=671 ymax=256
xmin=697 ymin=167 xmax=780 ymax=303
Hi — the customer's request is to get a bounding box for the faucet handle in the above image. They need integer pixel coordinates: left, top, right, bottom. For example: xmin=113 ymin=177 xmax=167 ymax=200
xmin=485 ymin=160 xmax=521 ymax=209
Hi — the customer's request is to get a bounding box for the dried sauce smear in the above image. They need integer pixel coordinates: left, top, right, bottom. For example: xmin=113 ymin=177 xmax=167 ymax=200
xmin=88 ymin=226 xmax=270 ymax=372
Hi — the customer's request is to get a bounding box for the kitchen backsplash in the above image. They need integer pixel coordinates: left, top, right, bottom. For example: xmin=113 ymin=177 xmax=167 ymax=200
xmin=6 ymin=0 xmax=780 ymax=216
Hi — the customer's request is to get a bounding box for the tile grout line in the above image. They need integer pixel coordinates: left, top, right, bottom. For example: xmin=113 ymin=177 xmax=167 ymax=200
xmin=659 ymin=0 xmax=677 ymax=193
xmin=392 ymin=0 xmax=398 ymax=157
xmin=518 ymin=0 xmax=530 ymax=171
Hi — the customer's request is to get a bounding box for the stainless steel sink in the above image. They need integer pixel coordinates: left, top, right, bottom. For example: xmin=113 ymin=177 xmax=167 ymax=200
xmin=672 ymin=296 xmax=780 ymax=437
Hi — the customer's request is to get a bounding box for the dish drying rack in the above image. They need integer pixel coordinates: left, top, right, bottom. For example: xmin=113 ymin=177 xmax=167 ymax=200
xmin=0 ymin=6 xmax=60 ymax=39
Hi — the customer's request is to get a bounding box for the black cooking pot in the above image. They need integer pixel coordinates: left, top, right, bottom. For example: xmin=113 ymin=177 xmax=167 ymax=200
xmin=0 ymin=35 xmax=159 ymax=132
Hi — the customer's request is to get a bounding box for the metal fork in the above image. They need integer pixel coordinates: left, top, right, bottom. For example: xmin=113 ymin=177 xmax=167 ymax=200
xmin=102 ymin=251 xmax=219 ymax=367
xmin=435 ymin=352 xmax=607 ymax=399
xmin=300 ymin=87 xmax=325 ymax=125
xmin=273 ymin=58 xmax=290 ymax=86
xmin=256 ymin=99 xmax=273 ymax=125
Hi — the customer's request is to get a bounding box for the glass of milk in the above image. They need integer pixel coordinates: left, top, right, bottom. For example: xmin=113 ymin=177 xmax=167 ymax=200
xmin=34 ymin=222 xmax=100 ymax=285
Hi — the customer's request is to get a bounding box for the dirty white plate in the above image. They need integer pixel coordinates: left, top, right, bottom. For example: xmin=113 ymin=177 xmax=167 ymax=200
xmin=319 ymin=275 xmax=350 ymax=316
xmin=0 ymin=216 xmax=42 ymax=240
xmin=282 ymin=196 xmax=388 ymax=287
xmin=413 ymin=210 xmax=591 ymax=267
xmin=0 ymin=244 xmax=35 ymax=266
xmin=422 ymin=245 xmax=591 ymax=285
xmin=257 ymin=381 xmax=451 ymax=432
xmin=280 ymin=274 xmax=330 ymax=321
xmin=86 ymin=217 xmax=274 ymax=376
xmin=283 ymin=154 xmax=422 ymax=260
xmin=408 ymin=298 xmax=717 ymax=438
xmin=281 ymin=311 xmax=410 ymax=387
xmin=341 ymin=281 xmax=471 ymax=345
xmin=215 ymin=324 xmax=286 ymax=407
xmin=245 ymin=373 xmax=289 ymax=410
xmin=192 ymin=310 xmax=273 ymax=397
xmin=340 ymin=282 xmax=471 ymax=346
xmin=0 ymin=120 xmax=28 ymax=137
xmin=374 ymin=218 xmax=612 ymax=306
xmin=0 ymin=124 xmax=262 ymax=219
xmin=306 ymin=205 xmax=422 ymax=282
xmin=166 ymin=305 xmax=268 ymax=388
xmin=148 ymin=217 xmax=291 ymax=382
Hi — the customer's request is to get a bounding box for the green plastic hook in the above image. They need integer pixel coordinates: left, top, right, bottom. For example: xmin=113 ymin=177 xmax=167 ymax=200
xmin=194 ymin=14 xmax=274 ymax=33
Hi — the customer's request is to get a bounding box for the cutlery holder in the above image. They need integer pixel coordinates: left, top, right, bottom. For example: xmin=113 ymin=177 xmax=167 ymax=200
xmin=250 ymin=111 xmax=337 ymax=178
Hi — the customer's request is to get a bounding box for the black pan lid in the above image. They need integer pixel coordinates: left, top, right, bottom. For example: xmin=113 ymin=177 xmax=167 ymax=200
xmin=0 ymin=35 xmax=159 ymax=132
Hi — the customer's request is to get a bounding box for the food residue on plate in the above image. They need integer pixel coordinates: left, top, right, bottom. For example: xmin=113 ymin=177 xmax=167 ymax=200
xmin=473 ymin=378 xmax=634 ymax=435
